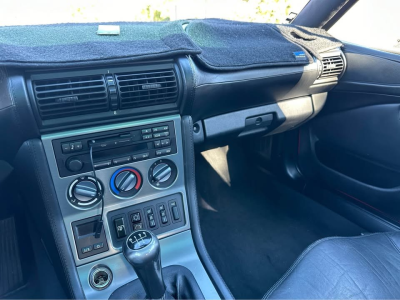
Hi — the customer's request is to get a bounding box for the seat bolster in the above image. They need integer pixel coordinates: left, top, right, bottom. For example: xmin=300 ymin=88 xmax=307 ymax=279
xmin=265 ymin=233 xmax=400 ymax=300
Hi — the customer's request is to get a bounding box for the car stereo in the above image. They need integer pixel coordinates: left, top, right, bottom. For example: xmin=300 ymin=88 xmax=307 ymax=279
xmin=52 ymin=120 xmax=177 ymax=177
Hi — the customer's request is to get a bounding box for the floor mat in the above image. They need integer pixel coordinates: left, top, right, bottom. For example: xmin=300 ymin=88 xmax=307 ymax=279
xmin=0 ymin=216 xmax=24 ymax=297
xmin=197 ymin=146 xmax=365 ymax=299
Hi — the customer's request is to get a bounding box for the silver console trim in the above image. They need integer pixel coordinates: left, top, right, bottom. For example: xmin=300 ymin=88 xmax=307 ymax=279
xmin=41 ymin=115 xmax=190 ymax=266
xmin=77 ymin=231 xmax=220 ymax=300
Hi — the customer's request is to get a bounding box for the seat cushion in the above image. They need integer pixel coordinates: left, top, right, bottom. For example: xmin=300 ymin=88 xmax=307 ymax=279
xmin=265 ymin=232 xmax=400 ymax=299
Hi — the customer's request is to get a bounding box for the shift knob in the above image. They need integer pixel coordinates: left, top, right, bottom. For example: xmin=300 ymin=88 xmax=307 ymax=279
xmin=122 ymin=230 xmax=165 ymax=299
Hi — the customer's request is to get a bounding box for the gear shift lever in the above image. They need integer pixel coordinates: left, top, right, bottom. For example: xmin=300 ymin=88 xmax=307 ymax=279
xmin=123 ymin=230 xmax=166 ymax=299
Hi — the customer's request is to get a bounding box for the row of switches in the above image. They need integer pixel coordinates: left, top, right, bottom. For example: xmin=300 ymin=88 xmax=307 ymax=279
xmin=114 ymin=201 xmax=181 ymax=239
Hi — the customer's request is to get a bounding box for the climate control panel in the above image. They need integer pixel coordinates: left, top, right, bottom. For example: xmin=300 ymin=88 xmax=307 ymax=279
xmin=67 ymin=158 xmax=178 ymax=210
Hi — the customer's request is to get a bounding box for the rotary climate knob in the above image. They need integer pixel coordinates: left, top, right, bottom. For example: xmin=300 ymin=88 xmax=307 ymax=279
xmin=68 ymin=176 xmax=103 ymax=208
xmin=149 ymin=159 xmax=177 ymax=188
xmin=74 ymin=180 xmax=97 ymax=201
xmin=152 ymin=163 xmax=172 ymax=183
xmin=115 ymin=171 xmax=137 ymax=192
xmin=110 ymin=167 xmax=142 ymax=198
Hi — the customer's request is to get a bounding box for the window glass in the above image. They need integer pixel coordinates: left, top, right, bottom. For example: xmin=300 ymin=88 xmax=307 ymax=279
xmin=329 ymin=0 xmax=400 ymax=54
xmin=0 ymin=0 xmax=309 ymax=26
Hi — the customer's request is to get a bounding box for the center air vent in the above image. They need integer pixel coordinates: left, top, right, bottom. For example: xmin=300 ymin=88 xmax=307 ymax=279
xmin=33 ymin=75 xmax=108 ymax=120
xmin=319 ymin=55 xmax=344 ymax=79
xmin=115 ymin=69 xmax=178 ymax=109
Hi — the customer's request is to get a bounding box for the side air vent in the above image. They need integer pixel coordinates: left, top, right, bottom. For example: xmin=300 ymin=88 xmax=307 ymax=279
xmin=115 ymin=69 xmax=178 ymax=109
xmin=33 ymin=75 xmax=108 ymax=120
xmin=319 ymin=55 xmax=344 ymax=79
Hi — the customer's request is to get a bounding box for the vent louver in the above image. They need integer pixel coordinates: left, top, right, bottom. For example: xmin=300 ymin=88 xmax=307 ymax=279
xmin=320 ymin=55 xmax=344 ymax=79
xmin=33 ymin=75 xmax=108 ymax=120
xmin=115 ymin=69 xmax=178 ymax=109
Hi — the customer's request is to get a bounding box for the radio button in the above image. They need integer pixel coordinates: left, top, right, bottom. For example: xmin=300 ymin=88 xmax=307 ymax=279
xmin=141 ymin=153 xmax=150 ymax=159
xmin=142 ymin=134 xmax=152 ymax=140
xmin=142 ymin=129 xmax=152 ymax=134
xmin=74 ymin=142 xmax=83 ymax=151
xmin=112 ymin=156 xmax=132 ymax=165
xmin=152 ymin=126 xmax=169 ymax=132
xmin=156 ymin=148 xmax=172 ymax=156
xmin=154 ymin=140 xmax=161 ymax=148
xmin=94 ymin=160 xmax=112 ymax=169
xmin=62 ymin=143 xmax=71 ymax=153
xmin=132 ymin=152 xmax=150 ymax=162
xmin=153 ymin=132 xmax=169 ymax=138
xmin=160 ymin=139 xmax=170 ymax=147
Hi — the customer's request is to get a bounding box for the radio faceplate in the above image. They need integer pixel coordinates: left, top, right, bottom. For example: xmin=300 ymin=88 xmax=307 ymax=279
xmin=52 ymin=121 xmax=177 ymax=177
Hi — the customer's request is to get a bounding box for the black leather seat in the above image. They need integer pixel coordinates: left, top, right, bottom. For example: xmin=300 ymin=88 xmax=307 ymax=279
xmin=265 ymin=232 xmax=400 ymax=299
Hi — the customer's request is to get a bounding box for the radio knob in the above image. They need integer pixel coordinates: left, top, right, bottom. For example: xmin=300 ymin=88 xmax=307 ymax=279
xmin=152 ymin=163 xmax=172 ymax=183
xmin=73 ymin=180 xmax=98 ymax=202
xmin=67 ymin=158 xmax=83 ymax=172
xmin=115 ymin=171 xmax=137 ymax=192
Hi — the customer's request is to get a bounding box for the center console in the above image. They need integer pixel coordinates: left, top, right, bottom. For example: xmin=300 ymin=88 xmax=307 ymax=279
xmin=41 ymin=115 xmax=219 ymax=299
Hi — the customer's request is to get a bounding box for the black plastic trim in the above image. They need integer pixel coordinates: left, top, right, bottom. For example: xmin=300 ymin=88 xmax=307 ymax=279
xmin=14 ymin=139 xmax=85 ymax=299
xmin=181 ymin=115 xmax=234 ymax=299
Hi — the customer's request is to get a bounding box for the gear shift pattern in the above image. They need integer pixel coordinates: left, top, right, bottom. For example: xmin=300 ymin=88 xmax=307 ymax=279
xmin=123 ymin=230 xmax=166 ymax=299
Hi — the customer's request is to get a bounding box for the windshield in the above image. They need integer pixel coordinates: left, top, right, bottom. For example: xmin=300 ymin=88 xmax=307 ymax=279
xmin=0 ymin=0 xmax=309 ymax=26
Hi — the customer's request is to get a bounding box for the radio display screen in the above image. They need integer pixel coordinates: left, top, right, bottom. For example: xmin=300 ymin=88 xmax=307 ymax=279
xmin=93 ymin=143 xmax=148 ymax=161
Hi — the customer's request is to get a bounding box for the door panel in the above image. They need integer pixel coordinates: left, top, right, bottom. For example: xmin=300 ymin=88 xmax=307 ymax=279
xmin=298 ymin=43 xmax=400 ymax=221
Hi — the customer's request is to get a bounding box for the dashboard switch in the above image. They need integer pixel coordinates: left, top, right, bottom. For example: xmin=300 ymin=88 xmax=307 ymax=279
xmin=93 ymin=242 xmax=104 ymax=250
xmin=82 ymin=245 xmax=93 ymax=254
xmin=114 ymin=218 xmax=127 ymax=239
xmin=133 ymin=223 xmax=143 ymax=231
xmin=131 ymin=212 xmax=141 ymax=223
xmin=170 ymin=201 xmax=180 ymax=221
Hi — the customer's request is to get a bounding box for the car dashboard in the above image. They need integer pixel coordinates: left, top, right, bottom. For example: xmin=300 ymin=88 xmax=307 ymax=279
xmin=0 ymin=44 xmax=346 ymax=299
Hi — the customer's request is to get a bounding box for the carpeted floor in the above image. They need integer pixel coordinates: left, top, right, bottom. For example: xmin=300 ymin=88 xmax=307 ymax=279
xmin=196 ymin=146 xmax=365 ymax=299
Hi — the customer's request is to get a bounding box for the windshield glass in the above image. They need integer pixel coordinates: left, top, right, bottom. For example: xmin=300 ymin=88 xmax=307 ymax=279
xmin=0 ymin=0 xmax=309 ymax=26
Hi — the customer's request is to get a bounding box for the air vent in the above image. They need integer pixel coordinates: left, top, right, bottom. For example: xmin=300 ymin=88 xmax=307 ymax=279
xmin=33 ymin=75 xmax=108 ymax=120
xmin=320 ymin=55 xmax=344 ymax=79
xmin=115 ymin=69 xmax=178 ymax=109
